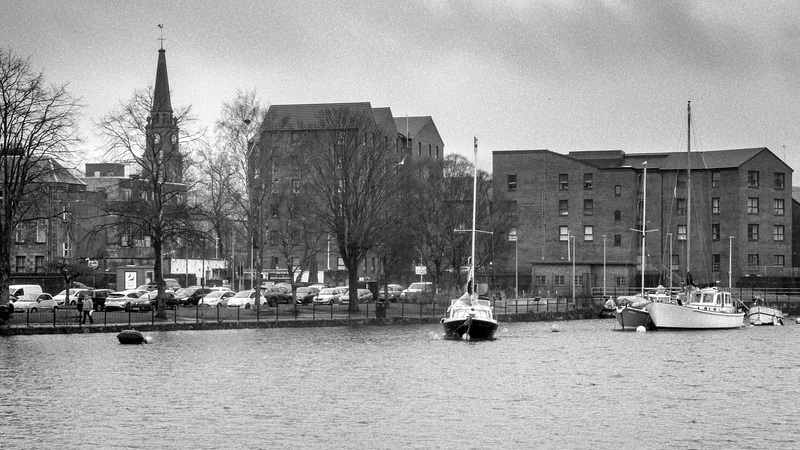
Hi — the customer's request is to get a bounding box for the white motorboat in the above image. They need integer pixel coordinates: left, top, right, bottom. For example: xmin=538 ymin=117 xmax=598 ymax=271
xmin=649 ymin=287 xmax=743 ymax=329
xmin=748 ymin=298 xmax=784 ymax=325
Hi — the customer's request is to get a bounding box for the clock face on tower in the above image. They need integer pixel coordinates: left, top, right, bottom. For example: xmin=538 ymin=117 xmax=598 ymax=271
xmin=171 ymin=133 xmax=177 ymax=144
xmin=154 ymin=133 xmax=161 ymax=145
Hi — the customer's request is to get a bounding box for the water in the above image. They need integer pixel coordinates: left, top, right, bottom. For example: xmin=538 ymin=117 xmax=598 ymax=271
xmin=1 ymin=320 xmax=799 ymax=449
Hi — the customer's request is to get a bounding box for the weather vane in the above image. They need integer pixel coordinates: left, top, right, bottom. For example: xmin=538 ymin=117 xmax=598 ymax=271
xmin=157 ymin=24 xmax=166 ymax=49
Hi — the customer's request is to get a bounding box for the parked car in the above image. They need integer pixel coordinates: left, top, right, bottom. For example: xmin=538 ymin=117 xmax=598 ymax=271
xmin=8 ymin=284 xmax=44 ymax=302
xmin=264 ymin=286 xmax=292 ymax=307
xmin=378 ymin=284 xmax=404 ymax=302
xmin=128 ymin=291 xmax=177 ymax=312
xmin=199 ymin=290 xmax=235 ymax=307
xmin=295 ymin=287 xmax=319 ymax=305
xmin=180 ymin=287 xmax=212 ymax=305
xmin=400 ymin=282 xmax=435 ymax=302
xmin=104 ymin=290 xmax=148 ymax=311
xmin=12 ymin=293 xmax=56 ymax=313
xmin=53 ymin=288 xmax=94 ymax=306
xmin=91 ymin=289 xmax=114 ymax=311
xmin=313 ymin=286 xmax=347 ymax=305
xmin=136 ymin=283 xmax=158 ymax=291
xmin=339 ymin=288 xmax=373 ymax=305
xmin=226 ymin=290 xmax=267 ymax=309
xmin=163 ymin=278 xmax=182 ymax=292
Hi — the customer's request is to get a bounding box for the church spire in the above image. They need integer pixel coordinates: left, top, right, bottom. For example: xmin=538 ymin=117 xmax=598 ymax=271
xmin=151 ymin=46 xmax=173 ymax=117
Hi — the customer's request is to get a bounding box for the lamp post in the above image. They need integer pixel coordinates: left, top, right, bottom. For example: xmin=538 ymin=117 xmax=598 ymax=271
xmin=568 ymin=231 xmax=576 ymax=306
xmin=602 ymin=234 xmax=607 ymax=298
xmin=509 ymin=228 xmax=518 ymax=301
xmin=729 ymin=236 xmax=735 ymax=289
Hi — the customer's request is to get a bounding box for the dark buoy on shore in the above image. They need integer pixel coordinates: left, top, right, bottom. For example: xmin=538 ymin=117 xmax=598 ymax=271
xmin=117 ymin=329 xmax=151 ymax=345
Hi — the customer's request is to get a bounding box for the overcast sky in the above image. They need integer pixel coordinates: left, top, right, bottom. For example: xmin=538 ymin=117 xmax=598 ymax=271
xmin=5 ymin=0 xmax=800 ymax=177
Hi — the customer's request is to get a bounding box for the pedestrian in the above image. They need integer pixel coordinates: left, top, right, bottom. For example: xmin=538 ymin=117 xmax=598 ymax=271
xmin=82 ymin=294 xmax=94 ymax=325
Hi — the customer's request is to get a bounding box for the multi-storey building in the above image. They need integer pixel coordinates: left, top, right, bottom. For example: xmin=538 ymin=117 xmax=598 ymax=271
xmin=493 ymin=147 xmax=793 ymax=298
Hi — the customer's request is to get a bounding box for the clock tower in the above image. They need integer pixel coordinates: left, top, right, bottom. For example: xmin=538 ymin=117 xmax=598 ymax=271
xmin=145 ymin=43 xmax=183 ymax=183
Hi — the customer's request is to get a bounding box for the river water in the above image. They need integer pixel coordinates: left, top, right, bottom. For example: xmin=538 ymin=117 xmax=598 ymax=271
xmin=1 ymin=319 xmax=798 ymax=449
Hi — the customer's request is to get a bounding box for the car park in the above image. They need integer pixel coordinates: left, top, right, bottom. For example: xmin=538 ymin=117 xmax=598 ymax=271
xmin=313 ymin=286 xmax=347 ymax=305
xmin=104 ymin=290 xmax=149 ymax=311
xmin=226 ymin=290 xmax=267 ymax=309
xmin=295 ymin=287 xmax=319 ymax=304
xmin=378 ymin=284 xmax=404 ymax=302
xmin=199 ymin=290 xmax=235 ymax=307
xmin=12 ymin=293 xmax=57 ymax=313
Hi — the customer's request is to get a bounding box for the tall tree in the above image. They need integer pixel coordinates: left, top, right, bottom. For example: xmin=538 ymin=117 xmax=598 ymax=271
xmin=0 ymin=49 xmax=81 ymax=315
xmin=95 ymin=87 xmax=204 ymax=319
xmin=213 ymin=89 xmax=270 ymax=302
xmin=297 ymin=107 xmax=404 ymax=311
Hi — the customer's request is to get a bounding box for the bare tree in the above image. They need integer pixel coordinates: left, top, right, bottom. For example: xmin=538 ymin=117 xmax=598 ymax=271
xmin=0 ymin=49 xmax=81 ymax=316
xmin=95 ymin=87 xmax=204 ymax=319
xmin=214 ymin=89 xmax=270 ymax=303
xmin=297 ymin=107 xmax=404 ymax=311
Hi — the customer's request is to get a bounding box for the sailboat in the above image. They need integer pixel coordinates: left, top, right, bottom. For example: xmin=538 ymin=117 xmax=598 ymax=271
xmin=614 ymin=161 xmax=655 ymax=330
xmin=440 ymin=137 xmax=499 ymax=340
xmin=647 ymin=102 xmax=745 ymax=330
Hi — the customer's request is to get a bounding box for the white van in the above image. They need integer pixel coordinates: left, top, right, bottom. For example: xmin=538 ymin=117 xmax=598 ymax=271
xmin=9 ymin=284 xmax=44 ymax=302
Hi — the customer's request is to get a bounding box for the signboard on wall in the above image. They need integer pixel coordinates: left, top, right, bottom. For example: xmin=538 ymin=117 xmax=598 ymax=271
xmin=125 ymin=272 xmax=137 ymax=290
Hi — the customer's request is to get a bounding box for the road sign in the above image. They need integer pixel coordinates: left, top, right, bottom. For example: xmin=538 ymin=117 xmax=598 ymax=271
xmin=415 ymin=266 xmax=427 ymax=275
xmin=87 ymin=260 xmax=99 ymax=269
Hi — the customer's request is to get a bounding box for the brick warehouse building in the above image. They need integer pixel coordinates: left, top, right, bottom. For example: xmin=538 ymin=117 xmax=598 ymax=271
xmin=493 ymin=147 xmax=793 ymax=298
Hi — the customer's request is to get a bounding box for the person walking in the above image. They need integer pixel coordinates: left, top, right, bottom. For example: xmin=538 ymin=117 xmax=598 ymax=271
xmin=82 ymin=294 xmax=94 ymax=325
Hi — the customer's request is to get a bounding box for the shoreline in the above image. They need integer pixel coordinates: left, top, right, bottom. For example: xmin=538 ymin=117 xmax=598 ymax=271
xmin=0 ymin=308 xmax=599 ymax=336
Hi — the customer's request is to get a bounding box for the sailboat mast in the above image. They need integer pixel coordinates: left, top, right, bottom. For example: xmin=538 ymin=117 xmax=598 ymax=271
xmin=686 ymin=101 xmax=692 ymax=279
xmin=641 ymin=161 xmax=647 ymax=296
xmin=471 ymin=137 xmax=478 ymax=302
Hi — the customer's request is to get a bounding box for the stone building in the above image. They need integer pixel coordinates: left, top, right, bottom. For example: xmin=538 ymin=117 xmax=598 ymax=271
xmin=493 ymin=147 xmax=793 ymax=298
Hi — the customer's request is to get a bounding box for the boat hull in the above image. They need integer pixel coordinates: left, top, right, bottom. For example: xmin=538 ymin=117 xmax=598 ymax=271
xmin=649 ymin=301 xmax=744 ymax=330
xmin=442 ymin=317 xmax=497 ymax=340
xmin=748 ymin=306 xmax=784 ymax=326
xmin=614 ymin=306 xmax=651 ymax=330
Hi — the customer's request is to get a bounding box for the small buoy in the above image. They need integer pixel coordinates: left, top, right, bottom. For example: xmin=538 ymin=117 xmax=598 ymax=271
xmin=550 ymin=324 xmax=560 ymax=332
xmin=144 ymin=336 xmax=154 ymax=344
xmin=636 ymin=325 xmax=646 ymax=333
xmin=796 ymin=317 xmax=800 ymax=324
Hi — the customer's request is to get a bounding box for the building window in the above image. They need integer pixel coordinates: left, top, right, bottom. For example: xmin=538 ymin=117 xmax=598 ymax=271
xmin=775 ymin=255 xmax=785 ymax=267
xmin=671 ymin=254 xmax=680 ymax=272
xmin=677 ymin=225 xmax=687 ymax=241
xmin=435 ymin=145 xmax=439 ymax=159
xmin=712 ymin=254 xmax=720 ymax=272
xmin=535 ymin=275 xmax=546 ymax=285
xmin=559 ymin=174 xmax=568 ymax=190
xmin=14 ymin=224 xmax=23 ymax=243
xmin=574 ymin=275 xmax=583 ymax=286
xmin=15 ymin=256 xmax=25 ymax=272
xmin=337 ymin=258 xmax=345 ymax=270
xmin=614 ymin=185 xmax=621 ymax=196
xmin=774 ymin=172 xmax=785 ymax=189
xmin=122 ymin=188 xmax=132 ymax=200
xmin=614 ymin=234 xmax=622 ymax=247
xmin=34 ymin=256 xmax=44 ymax=273
xmin=614 ymin=210 xmax=621 ymax=221
xmin=559 ymin=200 xmax=569 ymax=216
xmin=774 ymin=225 xmax=785 ymax=241
xmin=747 ymin=197 xmax=759 ymax=214
xmin=269 ymin=230 xmax=278 ymax=245
xmin=291 ymin=256 xmax=300 ymax=268
xmin=584 ymin=225 xmax=594 ymax=241
xmin=748 ymin=224 xmax=759 ymax=241
xmin=62 ymin=242 xmax=70 ymax=258
xmin=711 ymin=171 xmax=720 ymax=187
xmin=748 ymin=171 xmax=759 ymax=188
xmin=36 ymin=219 xmax=47 ymax=243
xmin=583 ymin=173 xmax=593 ymax=190
xmin=712 ymin=197 xmax=720 ymax=214
xmin=292 ymin=179 xmax=300 ymax=193
xmin=271 ymin=256 xmax=279 ymax=269
xmin=418 ymin=142 xmax=422 ymax=156
xmin=615 ymin=277 xmax=627 ymax=287
xmin=677 ymin=173 xmax=686 ymax=189
xmin=711 ymin=224 xmax=720 ymax=241
xmin=507 ymin=174 xmax=517 ymax=191
xmin=583 ymin=199 xmax=593 ymax=216
xmin=676 ymin=198 xmax=686 ymax=216
xmin=428 ymin=144 xmax=432 ymax=157
xmin=559 ymin=226 xmax=569 ymax=241
xmin=774 ymin=198 xmax=785 ymax=215
xmin=554 ymin=275 xmax=565 ymax=286
xmin=270 ymin=203 xmax=279 ymax=217
xmin=747 ymin=254 xmax=759 ymax=266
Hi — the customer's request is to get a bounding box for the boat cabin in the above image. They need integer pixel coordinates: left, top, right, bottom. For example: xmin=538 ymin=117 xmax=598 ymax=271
xmin=686 ymin=288 xmax=737 ymax=313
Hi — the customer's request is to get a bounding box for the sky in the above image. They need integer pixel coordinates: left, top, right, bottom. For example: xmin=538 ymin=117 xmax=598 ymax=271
xmin=5 ymin=0 xmax=800 ymax=178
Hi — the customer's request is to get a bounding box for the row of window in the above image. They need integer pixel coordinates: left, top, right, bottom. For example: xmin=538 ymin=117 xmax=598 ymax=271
xmin=555 ymin=223 xmax=786 ymax=244
xmin=533 ymin=274 xmax=628 ymax=287
xmin=14 ymin=255 xmax=46 ymax=273
xmin=13 ymin=220 xmax=48 ymax=244
xmin=552 ymin=196 xmax=785 ymax=218
xmin=507 ymin=171 xmax=787 ymax=192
